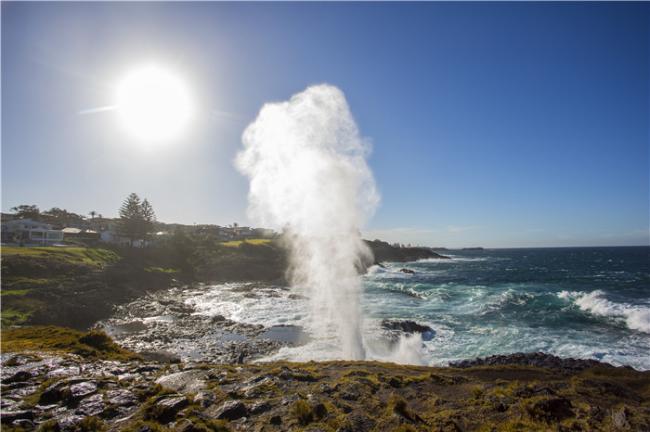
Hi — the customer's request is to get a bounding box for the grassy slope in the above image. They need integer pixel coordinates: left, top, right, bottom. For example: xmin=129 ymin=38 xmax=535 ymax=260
xmin=1 ymin=246 xmax=120 ymax=266
xmin=220 ymin=238 xmax=273 ymax=247
xmin=1 ymin=325 xmax=138 ymax=361
xmin=1 ymin=246 xmax=175 ymax=328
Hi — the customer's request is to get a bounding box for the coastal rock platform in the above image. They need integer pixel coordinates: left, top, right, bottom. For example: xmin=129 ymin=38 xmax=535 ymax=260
xmin=2 ymin=351 xmax=649 ymax=432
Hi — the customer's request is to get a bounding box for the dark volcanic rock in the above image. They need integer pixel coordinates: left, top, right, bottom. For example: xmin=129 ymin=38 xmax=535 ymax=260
xmin=2 ymin=370 xmax=32 ymax=384
xmin=68 ymin=381 xmax=97 ymax=400
xmin=75 ymin=393 xmax=105 ymax=416
xmin=366 ymin=239 xmax=450 ymax=264
xmin=106 ymin=389 xmax=137 ymax=407
xmin=381 ymin=319 xmax=434 ymax=335
xmin=207 ymin=400 xmax=248 ymax=420
xmin=450 ymin=352 xmax=615 ymax=371
xmin=153 ymin=395 xmax=189 ymax=423
xmin=0 ymin=409 xmax=34 ymax=424
xmin=399 ymin=268 xmax=415 ymax=274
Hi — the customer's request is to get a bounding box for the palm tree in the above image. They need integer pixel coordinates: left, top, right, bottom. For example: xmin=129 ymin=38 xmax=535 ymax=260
xmin=89 ymin=210 xmax=97 ymax=220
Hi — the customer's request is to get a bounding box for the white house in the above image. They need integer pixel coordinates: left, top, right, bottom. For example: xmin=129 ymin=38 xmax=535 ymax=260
xmin=1 ymin=218 xmax=64 ymax=246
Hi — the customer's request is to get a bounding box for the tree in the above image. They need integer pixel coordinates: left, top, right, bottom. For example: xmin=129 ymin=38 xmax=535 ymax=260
xmin=42 ymin=207 xmax=85 ymax=227
xmin=119 ymin=193 xmax=143 ymax=246
xmin=89 ymin=211 xmax=97 ymax=220
xmin=118 ymin=193 xmax=157 ymax=247
xmin=140 ymin=199 xmax=156 ymax=241
xmin=11 ymin=205 xmax=40 ymax=220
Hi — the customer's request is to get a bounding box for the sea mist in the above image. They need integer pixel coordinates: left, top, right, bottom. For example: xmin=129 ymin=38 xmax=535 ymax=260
xmin=236 ymin=84 xmax=379 ymax=359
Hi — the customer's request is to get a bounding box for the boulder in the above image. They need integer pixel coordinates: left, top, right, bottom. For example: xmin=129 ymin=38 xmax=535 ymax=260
xmin=2 ymin=370 xmax=32 ymax=384
xmin=155 ymin=370 xmax=208 ymax=393
xmin=106 ymin=389 xmax=138 ymax=407
xmin=68 ymin=381 xmax=97 ymax=400
xmin=207 ymin=400 xmax=248 ymax=420
xmin=381 ymin=320 xmax=434 ymax=335
xmin=75 ymin=393 xmax=104 ymax=416
xmin=153 ymin=395 xmax=189 ymax=423
xmin=399 ymin=268 xmax=415 ymax=274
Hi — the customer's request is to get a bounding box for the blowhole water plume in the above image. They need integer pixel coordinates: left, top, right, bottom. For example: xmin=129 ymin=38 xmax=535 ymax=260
xmin=236 ymin=84 xmax=379 ymax=359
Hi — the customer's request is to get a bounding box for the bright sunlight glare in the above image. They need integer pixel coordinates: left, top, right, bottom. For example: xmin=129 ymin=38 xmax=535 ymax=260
xmin=116 ymin=65 xmax=192 ymax=142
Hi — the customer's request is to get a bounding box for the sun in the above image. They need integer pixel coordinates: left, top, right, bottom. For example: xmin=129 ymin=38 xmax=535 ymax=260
xmin=116 ymin=65 xmax=192 ymax=142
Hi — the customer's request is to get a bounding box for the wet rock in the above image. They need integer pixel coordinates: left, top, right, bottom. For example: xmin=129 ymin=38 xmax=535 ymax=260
xmin=399 ymin=268 xmax=415 ymax=274
xmin=242 ymin=377 xmax=275 ymax=398
xmin=1 ymin=409 xmax=34 ymax=424
xmin=155 ymin=370 xmax=208 ymax=393
xmin=139 ymin=350 xmax=181 ymax=363
xmin=68 ymin=381 xmax=97 ymax=400
xmin=207 ymin=400 xmax=248 ymax=420
xmin=153 ymin=395 xmax=189 ymax=423
xmin=47 ymin=366 xmax=81 ymax=379
xmin=450 ymin=352 xmax=613 ymax=371
xmin=2 ymin=370 xmax=32 ymax=384
xmin=75 ymin=393 xmax=104 ymax=416
xmin=11 ymin=419 xmax=34 ymax=429
xmin=5 ymin=384 xmax=38 ymax=399
xmin=135 ymin=364 xmax=161 ymax=373
xmin=194 ymin=391 xmax=215 ymax=408
xmin=249 ymin=401 xmax=272 ymax=415
xmin=58 ymin=414 xmax=86 ymax=431
xmin=381 ymin=319 xmax=434 ymax=335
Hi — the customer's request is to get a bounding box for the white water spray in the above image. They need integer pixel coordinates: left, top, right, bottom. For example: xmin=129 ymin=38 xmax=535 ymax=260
xmin=236 ymin=84 xmax=379 ymax=359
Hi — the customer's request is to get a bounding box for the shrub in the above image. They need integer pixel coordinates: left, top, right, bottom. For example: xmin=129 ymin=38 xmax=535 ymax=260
xmin=293 ymin=399 xmax=314 ymax=425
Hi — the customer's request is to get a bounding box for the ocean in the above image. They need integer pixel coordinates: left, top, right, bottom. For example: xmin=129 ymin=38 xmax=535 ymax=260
xmin=363 ymin=246 xmax=650 ymax=370
xmin=180 ymin=246 xmax=650 ymax=369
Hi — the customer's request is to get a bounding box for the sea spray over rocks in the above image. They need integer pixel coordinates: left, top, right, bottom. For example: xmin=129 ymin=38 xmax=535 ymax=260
xmin=236 ymin=84 xmax=379 ymax=359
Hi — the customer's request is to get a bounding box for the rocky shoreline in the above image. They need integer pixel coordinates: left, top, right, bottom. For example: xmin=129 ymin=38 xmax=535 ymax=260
xmin=1 ymin=351 xmax=649 ymax=432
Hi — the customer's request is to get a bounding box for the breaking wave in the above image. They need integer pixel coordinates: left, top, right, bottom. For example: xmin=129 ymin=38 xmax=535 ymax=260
xmin=558 ymin=290 xmax=650 ymax=334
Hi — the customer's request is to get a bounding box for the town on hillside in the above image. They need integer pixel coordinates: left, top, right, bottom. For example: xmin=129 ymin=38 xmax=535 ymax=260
xmin=1 ymin=194 xmax=276 ymax=248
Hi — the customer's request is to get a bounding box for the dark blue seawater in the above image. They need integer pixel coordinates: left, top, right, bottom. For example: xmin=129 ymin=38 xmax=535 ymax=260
xmin=363 ymin=246 xmax=650 ymax=370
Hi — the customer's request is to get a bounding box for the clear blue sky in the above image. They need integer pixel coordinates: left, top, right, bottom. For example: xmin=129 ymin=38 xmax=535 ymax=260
xmin=2 ymin=2 xmax=648 ymax=248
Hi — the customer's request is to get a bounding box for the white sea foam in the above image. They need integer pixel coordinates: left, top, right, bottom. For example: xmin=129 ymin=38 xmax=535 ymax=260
xmin=558 ymin=290 xmax=650 ymax=334
xmin=416 ymin=256 xmax=488 ymax=263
